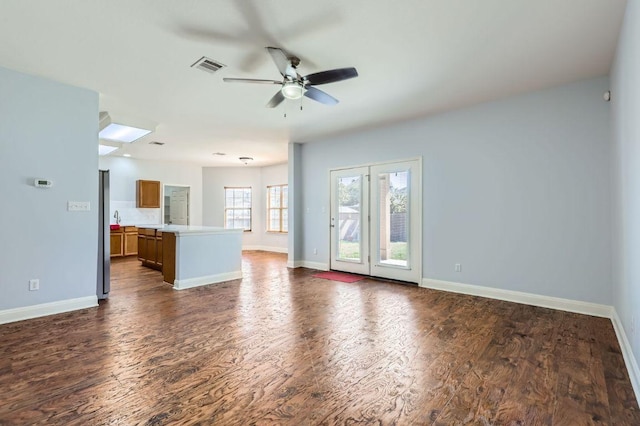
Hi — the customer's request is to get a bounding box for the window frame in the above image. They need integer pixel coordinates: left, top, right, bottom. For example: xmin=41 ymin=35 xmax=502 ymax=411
xmin=266 ymin=184 xmax=288 ymax=233
xmin=224 ymin=186 xmax=252 ymax=232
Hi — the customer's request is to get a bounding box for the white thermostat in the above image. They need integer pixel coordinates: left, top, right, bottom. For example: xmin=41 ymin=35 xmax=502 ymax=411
xmin=34 ymin=179 xmax=53 ymax=188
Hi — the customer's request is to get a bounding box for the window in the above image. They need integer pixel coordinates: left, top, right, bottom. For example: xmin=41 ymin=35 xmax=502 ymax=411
xmin=267 ymin=184 xmax=288 ymax=233
xmin=224 ymin=187 xmax=252 ymax=231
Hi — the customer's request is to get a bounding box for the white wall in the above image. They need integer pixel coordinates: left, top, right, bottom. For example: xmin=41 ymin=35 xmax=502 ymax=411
xmin=261 ymin=163 xmax=289 ymax=251
xmin=202 ymin=163 xmax=288 ymax=251
xmin=611 ymin=0 xmax=640 ymax=378
xmin=0 ymin=66 xmax=98 ymax=311
xmin=99 ymin=157 xmax=203 ymax=226
xmin=298 ymin=76 xmax=611 ymax=305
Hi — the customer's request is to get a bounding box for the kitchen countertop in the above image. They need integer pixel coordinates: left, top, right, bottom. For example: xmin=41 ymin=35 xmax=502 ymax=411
xmin=136 ymin=224 xmax=244 ymax=236
xmin=109 ymin=224 xmax=137 ymax=230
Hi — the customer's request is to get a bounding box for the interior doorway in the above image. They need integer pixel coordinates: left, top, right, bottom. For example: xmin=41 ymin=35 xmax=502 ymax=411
xmin=163 ymin=185 xmax=190 ymax=225
xmin=329 ymin=159 xmax=422 ymax=283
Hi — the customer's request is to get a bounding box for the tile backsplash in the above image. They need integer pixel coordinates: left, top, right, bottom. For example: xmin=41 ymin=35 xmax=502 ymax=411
xmin=110 ymin=200 xmax=161 ymax=226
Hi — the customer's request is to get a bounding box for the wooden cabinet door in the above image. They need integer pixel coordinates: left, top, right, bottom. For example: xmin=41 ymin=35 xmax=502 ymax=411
xmin=136 ymin=180 xmax=161 ymax=208
xmin=124 ymin=232 xmax=138 ymax=256
xmin=147 ymin=237 xmax=157 ymax=264
xmin=137 ymin=235 xmax=147 ymax=261
xmin=110 ymin=233 xmax=123 ymax=257
xmin=156 ymin=236 xmax=163 ymax=268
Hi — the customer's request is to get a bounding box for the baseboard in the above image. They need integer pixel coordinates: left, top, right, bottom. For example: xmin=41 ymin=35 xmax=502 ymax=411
xmin=611 ymin=310 xmax=640 ymax=404
xmin=242 ymin=245 xmax=288 ymax=254
xmin=287 ymin=260 xmax=303 ymax=268
xmin=421 ymin=278 xmax=612 ymax=318
xmin=0 ymin=296 xmax=98 ymax=325
xmin=421 ymin=277 xmax=639 ymax=405
xmin=172 ymin=270 xmax=243 ymax=290
xmin=295 ymin=261 xmax=329 ymax=271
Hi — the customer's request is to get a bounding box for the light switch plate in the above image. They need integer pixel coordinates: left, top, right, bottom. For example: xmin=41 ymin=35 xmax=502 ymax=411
xmin=68 ymin=201 xmax=91 ymax=211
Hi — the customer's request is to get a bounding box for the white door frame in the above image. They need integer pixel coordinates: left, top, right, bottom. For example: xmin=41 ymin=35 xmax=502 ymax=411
xmin=163 ymin=184 xmax=191 ymax=225
xmin=329 ymin=157 xmax=422 ymax=283
xmin=329 ymin=167 xmax=370 ymax=275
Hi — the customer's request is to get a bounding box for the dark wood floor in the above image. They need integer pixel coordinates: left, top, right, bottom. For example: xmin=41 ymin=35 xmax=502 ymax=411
xmin=1 ymin=251 xmax=638 ymax=425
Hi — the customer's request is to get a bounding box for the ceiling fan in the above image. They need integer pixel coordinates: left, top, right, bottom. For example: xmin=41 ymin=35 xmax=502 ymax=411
xmin=223 ymin=47 xmax=358 ymax=108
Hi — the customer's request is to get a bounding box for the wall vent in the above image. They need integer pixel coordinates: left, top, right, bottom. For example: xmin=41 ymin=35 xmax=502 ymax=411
xmin=191 ymin=56 xmax=226 ymax=74
xmin=149 ymin=141 xmax=165 ymax=146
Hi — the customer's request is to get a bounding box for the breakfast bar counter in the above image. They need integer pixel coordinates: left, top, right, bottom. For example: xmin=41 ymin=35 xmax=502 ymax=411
xmin=136 ymin=225 xmax=243 ymax=290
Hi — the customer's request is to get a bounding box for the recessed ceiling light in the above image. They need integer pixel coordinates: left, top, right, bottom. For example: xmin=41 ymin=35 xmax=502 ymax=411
xmin=239 ymin=156 xmax=253 ymax=165
xmin=99 ymin=123 xmax=151 ymax=143
xmin=123 ymin=153 xmax=131 ymax=157
xmin=148 ymin=141 xmax=165 ymax=146
xmin=213 ymin=152 xmax=226 ymax=156
xmin=98 ymin=145 xmax=119 ymax=156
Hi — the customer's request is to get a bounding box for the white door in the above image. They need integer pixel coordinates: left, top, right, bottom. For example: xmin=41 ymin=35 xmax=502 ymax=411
xmin=370 ymin=160 xmax=421 ymax=283
xmin=169 ymin=188 xmax=189 ymax=225
xmin=330 ymin=167 xmax=370 ymax=275
xmin=330 ymin=159 xmax=422 ymax=283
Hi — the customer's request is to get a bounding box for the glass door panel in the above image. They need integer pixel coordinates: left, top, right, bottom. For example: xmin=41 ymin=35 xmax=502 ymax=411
xmin=337 ymin=175 xmax=362 ymax=262
xmin=330 ymin=167 xmax=370 ymax=275
xmin=370 ymin=160 xmax=421 ymax=283
xmin=377 ymin=170 xmax=409 ymax=268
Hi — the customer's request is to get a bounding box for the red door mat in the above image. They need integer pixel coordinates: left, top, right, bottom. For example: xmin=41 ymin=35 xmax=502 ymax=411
xmin=313 ymin=271 xmax=365 ymax=283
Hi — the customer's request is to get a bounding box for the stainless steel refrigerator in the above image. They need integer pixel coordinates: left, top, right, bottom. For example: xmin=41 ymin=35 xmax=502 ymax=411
xmin=97 ymin=170 xmax=110 ymax=299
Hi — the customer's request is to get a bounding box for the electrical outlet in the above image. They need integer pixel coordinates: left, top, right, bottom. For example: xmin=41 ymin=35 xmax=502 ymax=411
xmin=313 ymin=248 xmax=318 ymax=255
xmin=29 ymin=279 xmax=39 ymax=291
xmin=455 ymin=263 xmax=461 ymax=272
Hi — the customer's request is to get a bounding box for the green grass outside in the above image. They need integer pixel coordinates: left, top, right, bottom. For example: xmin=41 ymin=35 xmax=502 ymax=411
xmin=339 ymin=241 xmax=407 ymax=261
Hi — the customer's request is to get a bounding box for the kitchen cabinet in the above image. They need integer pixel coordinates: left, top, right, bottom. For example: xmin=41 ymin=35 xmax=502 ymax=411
xmin=110 ymin=230 xmax=123 ymax=257
xmin=111 ymin=226 xmax=138 ymax=257
xmin=137 ymin=233 xmax=147 ymax=261
xmin=138 ymin=227 xmax=162 ymax=271
xmin=136 ymin=180 xmax=161 ymax=208
xmin=156 ymin=231 xmax=163 ymax=269
xmin=124 ymin=226 xmax=138 ymax=256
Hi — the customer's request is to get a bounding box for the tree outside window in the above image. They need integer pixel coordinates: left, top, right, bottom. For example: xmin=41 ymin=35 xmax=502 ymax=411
xmin=267 ymin=184 xmax=288 ymax=233
xmin=224 ymin=187 xmax=252 ymax=231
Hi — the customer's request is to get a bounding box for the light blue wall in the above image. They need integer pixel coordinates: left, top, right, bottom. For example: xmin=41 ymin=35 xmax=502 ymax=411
xmin=288 ymin=143 xmax=303 ymax=264
xmin=0 ymin=67 xmax=99 ymax=310
xmin=611 ymin=0 xmax=640 ymax=370
xmin=299 ymin=76 xmax=611 ymax=304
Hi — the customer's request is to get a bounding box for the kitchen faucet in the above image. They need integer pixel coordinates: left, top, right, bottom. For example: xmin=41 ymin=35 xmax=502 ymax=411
xmin=113 ymin=210 xmax=121 ymax=224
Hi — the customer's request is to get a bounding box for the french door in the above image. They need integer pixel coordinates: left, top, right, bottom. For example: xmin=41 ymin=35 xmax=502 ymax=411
xmin=330 ymin=159 xmax=422 ymax=283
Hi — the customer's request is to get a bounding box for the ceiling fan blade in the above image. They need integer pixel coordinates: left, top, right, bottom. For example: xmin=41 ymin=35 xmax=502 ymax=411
xmin=304 ymin=67 xmax=358 ymax=86
xmin=223 ymin=78 xmax=282 ymax=85
xmin=304 ymin=86 xmax=339 ymax=105
xmin=266 ymin=90 xmax=285 ymax=108
xmin=266 ymin=47 xmax=296 ymax=78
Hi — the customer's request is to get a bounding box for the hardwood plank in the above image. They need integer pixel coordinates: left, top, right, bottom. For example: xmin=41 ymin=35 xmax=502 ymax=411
xmin=0 ymin=252 xmax=637 ymax=425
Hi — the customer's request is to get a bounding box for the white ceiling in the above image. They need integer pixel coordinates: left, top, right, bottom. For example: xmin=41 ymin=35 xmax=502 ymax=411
xmin=0 ymin=0 xmax=627 ymax=167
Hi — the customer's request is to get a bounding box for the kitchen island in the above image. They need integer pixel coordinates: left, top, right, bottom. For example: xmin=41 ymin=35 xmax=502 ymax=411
xmin=137 ymin=225 xmax=243 ymax=290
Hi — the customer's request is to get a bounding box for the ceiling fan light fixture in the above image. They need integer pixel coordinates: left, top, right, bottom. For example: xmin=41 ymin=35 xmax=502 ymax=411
xmin=281 ymin=81 xmax=304 ymax=100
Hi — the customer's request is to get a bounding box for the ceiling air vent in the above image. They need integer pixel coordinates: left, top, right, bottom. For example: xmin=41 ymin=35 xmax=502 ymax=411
xmin=191 ymin=56 xmax=226 ymax=74
xmin=149 ymin=141 xmax=165 ymax=146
